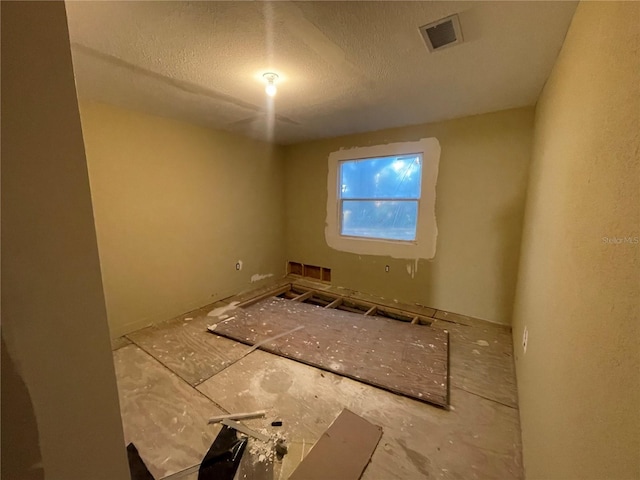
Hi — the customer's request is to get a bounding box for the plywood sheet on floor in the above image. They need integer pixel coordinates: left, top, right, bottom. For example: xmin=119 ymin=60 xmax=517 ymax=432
xmin=211 ymin=297 xmax=449 ymax=407
xmin=113 ymin=345 xmax=223 ymax=479
xmin=197 ymin=350 xmax=523 ymax=480
xmin=127 ymin=314 xmax=252 ymax=386
xmin=236 ymin=450 xmax=274 ymax=480
xmin=112 ymin=335 xmax=132 ymax=351
xmin=432 ymin=320 xmax=518 ymax=408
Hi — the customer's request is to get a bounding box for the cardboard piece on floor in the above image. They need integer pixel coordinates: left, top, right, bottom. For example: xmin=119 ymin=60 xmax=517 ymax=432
xmin=289 ymin=409 xmax=382 ymax=480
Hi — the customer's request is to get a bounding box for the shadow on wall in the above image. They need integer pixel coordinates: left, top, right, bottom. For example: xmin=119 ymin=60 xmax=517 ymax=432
xmin=493 ymin=199 xmax=527 ymax=324
xmin=1 ymin=334 xmax=45 ymax=480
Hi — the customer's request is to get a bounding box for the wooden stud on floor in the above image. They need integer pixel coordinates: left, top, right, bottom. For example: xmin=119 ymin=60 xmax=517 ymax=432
xmin=237 ymin=284 xmax=292 ymax=308
xmin=364 ymin=305 xmax=377 ymax=316
xmin=284 ymin=282 xmax=434 ymax=328
xmin=292 ymin=290 xmax=314 ymax=302
xmin=325 ymin=298 xmax=342 ymax=309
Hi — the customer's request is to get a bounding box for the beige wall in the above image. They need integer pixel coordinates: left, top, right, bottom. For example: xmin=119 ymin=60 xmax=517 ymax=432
xmin=512 ymin=2 xmax=640 ymax=479
xmin=79 ymin=102 xmax=286 ymax=337
xmin=284 ymin=108 xmax=534 ymax=324
xmin=1 ymin=2 xmax=129 ymax=479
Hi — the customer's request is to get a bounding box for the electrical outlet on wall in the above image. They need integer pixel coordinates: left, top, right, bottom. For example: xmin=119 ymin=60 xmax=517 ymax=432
xmin=522 ymin=326 xmax=529 ymax=354
xmin=235 ymin=260 xmax=243 ymax=271
xmin=385 ymin=265 xmax=390 ymax=272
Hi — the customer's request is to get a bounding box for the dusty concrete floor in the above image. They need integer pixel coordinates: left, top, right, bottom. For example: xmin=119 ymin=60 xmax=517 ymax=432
xmin=112 ymin=288 xmax=523 ymax=480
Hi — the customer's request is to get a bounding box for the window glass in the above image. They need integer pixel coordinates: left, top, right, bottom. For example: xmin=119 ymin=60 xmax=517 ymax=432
xmin=339 ymin=154 xmax=422 ymax=241
xmin=341 ymin=200 xmax=418 ymax=241
xmin=339 ymin=155 xmax=422 ymax=199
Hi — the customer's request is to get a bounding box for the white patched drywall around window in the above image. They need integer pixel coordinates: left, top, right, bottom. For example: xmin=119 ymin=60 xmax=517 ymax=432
xmin=325 ymin=138 xmax=440 ymax=259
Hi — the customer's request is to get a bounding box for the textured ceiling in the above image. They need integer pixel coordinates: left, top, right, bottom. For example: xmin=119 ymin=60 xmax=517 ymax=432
xmin=65 ymin=1 xmax=577 ymax=145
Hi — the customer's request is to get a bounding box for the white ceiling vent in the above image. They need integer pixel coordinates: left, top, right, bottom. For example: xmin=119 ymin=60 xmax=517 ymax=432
xmin=419 ymin=14 xmax=463 ymax=53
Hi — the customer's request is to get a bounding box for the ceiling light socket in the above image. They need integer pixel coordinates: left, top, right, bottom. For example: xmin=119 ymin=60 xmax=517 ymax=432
xmin=263 ymin=72 xmax=279 ymax=97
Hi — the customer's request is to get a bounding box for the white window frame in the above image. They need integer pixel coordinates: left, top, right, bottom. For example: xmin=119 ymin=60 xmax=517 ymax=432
xmin=325 ymin=138 xmax=440 ymax=260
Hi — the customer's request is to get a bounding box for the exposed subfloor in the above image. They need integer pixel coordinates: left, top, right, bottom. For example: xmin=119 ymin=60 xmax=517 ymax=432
xmin=112 ymin=284 xmax=523 ymax=480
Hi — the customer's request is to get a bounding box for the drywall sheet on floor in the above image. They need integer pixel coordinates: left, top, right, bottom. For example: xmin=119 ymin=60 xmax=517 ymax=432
xmin=289 ymin=409 xmax=382 ymax=480
xmin=210 ymin=297 xmax=449 ymax=407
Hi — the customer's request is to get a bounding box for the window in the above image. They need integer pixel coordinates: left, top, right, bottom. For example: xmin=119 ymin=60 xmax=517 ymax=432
xmin=339 ymin=154 xmax=422 ymax=241
xmin=325 ymin=138 xmax=440 ymax=260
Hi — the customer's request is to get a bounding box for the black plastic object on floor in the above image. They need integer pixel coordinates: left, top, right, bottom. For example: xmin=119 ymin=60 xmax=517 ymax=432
xmin=127 ymin=443 xmax=155 ymax=480
xmin=198 ymin=425 xmax=248 ymax=480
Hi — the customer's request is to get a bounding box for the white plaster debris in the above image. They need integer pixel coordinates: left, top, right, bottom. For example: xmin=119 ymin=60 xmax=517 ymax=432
xmin=207 ymin=301 xmax=240 ymax=318
xmin=251 ymin=273 xmax=274 ymax=283
xmin=207 ymin=316 xmax=236 ymax=332
xmin=245 ymin=429 xmax=288 ymax=467
xmin=474 ymin=340 xmax=489 ymax=347
xmin=472 ymin=349 xmax=481 ymax=355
